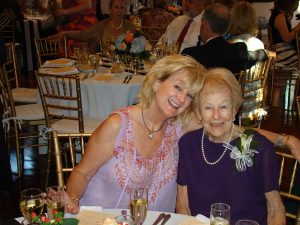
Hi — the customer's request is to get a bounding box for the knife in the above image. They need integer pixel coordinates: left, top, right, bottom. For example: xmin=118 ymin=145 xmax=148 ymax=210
xmin=151 ymin=213 xmax=165 ymax=225
xmin=160 ymin=214 xmax=171 ymax=225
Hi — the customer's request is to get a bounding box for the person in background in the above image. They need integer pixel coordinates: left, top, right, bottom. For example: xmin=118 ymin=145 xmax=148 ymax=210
xmin=176 ymin=67 xmax=286 ymax=225
xmin=157 ymin=0 xmax=213 ymax=53
xmin=54 ymin=0 xmax=97 ymax=32
xmin=53 ymin=0 xmax=136 ymax=53
xmin=269 ymin=0 xmax=300 ymax=68
xmin=65 ymin=54 xmax=207 ymax=213
xmin=228 ymin=2 xmax=265 ymax=51
xmin=181 ymin=3 xmax=267 ymax=73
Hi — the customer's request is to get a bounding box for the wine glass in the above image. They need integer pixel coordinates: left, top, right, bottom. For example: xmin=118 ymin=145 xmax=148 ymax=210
xmin=46 ymin=186 xmax=65 ymax=221
xmin=19 ymin=188 xmax=45 ymax=224
xmin=129 ymin=187 xmax=148 ymax=225
xmin=235 ymin=219 xmax=259 ymax=225
xmin=210 ymin=203 xmax=230 ymax=225
xmin=132 ymin=57 xmax=140 ymax=75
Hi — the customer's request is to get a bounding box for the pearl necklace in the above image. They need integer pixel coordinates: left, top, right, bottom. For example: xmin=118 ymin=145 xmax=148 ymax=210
xmin=201 ymin=125 xmax=235 ymax=165
xmin=110 ymin=20 xmax=123 ymax=30
xmin=141 ymin=108 xmax=167 ymax=140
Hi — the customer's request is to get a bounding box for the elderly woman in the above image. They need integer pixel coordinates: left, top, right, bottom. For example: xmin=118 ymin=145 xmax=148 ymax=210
xmin=55 ymin=0 xmax=136 ymax=53
xmin=65 ymin=54 xmax=206 ymax=213
xmin=176 ymin=68 xmax=285 ymax=225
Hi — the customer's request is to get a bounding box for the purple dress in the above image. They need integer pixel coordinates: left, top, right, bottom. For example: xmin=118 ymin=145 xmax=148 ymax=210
xmin=177 ymin=128 xmax=279 ymax=225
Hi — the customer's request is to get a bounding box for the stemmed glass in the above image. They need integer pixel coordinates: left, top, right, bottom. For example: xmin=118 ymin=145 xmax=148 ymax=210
xmin=129 ymin=187 xmax=148 ymax=225
xmin=46 ymin=186 xmax=65 ymax=220
xmin=235 ymin=220 xmax=259 ymax=225
xmin=19 ymin=188 xmax=45 ymax=224
xmin=132 ymin=57 xmax=140 ymax=76
xmin=210 ymin=203 xmax=230 ymax=225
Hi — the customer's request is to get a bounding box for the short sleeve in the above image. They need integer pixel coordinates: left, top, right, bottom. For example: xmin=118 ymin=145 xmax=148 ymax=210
xmin=177 ymin=137 xmax=187 ymax=186
xmin=254 ymin=132 xmax=280 ymax=192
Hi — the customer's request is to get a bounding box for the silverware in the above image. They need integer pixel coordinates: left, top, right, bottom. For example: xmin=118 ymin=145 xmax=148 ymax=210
xmin=126 ymin=75 xmax=133 ymax=84
xmin=152 ymin=213 xmax=166 ymax=225
xmin=160 ymin=214 xmax=171 ymax=225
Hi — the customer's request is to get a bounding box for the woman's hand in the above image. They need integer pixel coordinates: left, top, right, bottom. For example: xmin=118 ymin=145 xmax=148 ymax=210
xmin=64 ymin=191 xmax=80 ymax=214
xmin=286 ymin=135 xmax=300 ymax=162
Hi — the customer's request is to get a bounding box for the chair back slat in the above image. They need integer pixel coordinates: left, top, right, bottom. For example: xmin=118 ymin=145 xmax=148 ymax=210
xmin=35 ymin=72 xmax=84 ymax=133
xmin=0 ymin=10 xmax=16 ymax=43
xmin=276 ymin=151 xmax=300 ymax=220
xmin=53 ymin=131 xmax=91 ymax=187
xmin=238 ymin=50 xmax=274 ymax=127
xmin=34 ymin=37 xmax=67 ymax=68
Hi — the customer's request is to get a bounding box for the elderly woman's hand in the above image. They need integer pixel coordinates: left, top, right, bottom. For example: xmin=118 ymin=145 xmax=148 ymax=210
xmin=286 ymin=135 xmax=300 ymax=162
xmin=63 ymin=191 xmax=80 ymax=214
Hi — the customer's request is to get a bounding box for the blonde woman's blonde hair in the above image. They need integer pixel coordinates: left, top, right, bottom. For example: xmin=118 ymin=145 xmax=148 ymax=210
xmin=138 ymin=54 xmax=206 ymax=128
xmin=229 ymin=2 xmax=258 ymax=37
xmin=194 ymin=67 xmax=243 ymax=114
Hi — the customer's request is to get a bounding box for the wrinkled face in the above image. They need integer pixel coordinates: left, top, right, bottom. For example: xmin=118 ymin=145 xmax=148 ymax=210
xmin=109 ymin=0 xmax=125 ymax=19
xmin=198 ymin=83 xmax=236 ymax=142
xmin=153 ymin=70 xmax=194 ymax=119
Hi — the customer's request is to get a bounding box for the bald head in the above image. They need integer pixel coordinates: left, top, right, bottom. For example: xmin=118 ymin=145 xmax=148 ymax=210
xmin=202 ymin=3 xmax=231 ymax=35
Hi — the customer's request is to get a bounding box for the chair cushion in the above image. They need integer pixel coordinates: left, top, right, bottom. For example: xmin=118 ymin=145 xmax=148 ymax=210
xmin=12 ymin=88 xmax=38 ymax=103
xmin=15 ymin=104 xmax=45 ymax=120
xmin=52 ymin=117 xmax=103 ymax=133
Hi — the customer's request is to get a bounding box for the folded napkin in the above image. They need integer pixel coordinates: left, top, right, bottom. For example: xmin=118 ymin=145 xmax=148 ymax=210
xmin=45 ymin=66 xmax=79 ymax=75
xmin=94 ymin=74 xmax=114 ymax=82
xmin=42 ymin=58 xmax=75 ymax=67
xmin=178 ymin=214 xmax=210 ymax=225
xmin=76 ymin=208 xmax=114 ymax=225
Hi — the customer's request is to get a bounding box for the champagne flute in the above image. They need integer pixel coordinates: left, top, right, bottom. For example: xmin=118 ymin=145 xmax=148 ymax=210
xmin=19 ymin=188 xmax=45 ymax=224
xmin=46 ymin=186 xmax=65 ymax=221
xmin=210 ymin=203 xmax=230 ymax=225
xmin=132 ymin=57 xmax=140 ymax=76
xmin=129 ymin=187 xmax=148 ymax=225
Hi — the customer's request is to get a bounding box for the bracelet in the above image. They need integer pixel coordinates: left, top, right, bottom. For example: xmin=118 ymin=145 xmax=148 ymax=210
xmin=274 ymin=134 xmax=286 ymax=147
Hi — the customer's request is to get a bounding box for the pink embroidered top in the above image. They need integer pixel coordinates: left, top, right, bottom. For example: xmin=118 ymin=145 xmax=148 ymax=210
xmin=80 ymin=107 xmax=183 ymax=212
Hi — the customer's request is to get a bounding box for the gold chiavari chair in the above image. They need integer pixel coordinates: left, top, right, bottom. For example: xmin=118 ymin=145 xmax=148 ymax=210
xmin=276 ymin=150 xmax=300 ymax=222
xmin=0 ymin=9 xmax=16 ymax=43
xmin=34 ymin=37 xmax=67 ymax=68
xmin=0 ymin=65 xmax=46 ymax=178
xmin=4 ymin=42 xmax=38 ymax=103
xmin=267 ymin=25 xmax=300 ymax=112
xmin=35 ymin=72 xmax=102 ymax=186
xmin=53 ymin=131 xmax=92 ymax=187
xmin=238 ymin=50 xmax=275 ymax=128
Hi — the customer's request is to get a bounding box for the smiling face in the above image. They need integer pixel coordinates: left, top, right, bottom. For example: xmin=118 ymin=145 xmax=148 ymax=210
xmin=198 ymin=82 xmax=236 ymax=142
xmin=152 ymin=69 xmax=195 ymax=119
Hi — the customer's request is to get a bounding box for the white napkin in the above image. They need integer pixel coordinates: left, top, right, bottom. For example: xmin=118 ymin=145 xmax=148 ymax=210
xmin=44 ymin=66 xmax=79 ymax=75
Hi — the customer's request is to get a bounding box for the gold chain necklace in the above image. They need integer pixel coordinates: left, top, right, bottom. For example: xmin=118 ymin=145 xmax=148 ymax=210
xmin=141 ymin=108 xmax=167 ymax=140
xmin=110 ymin=20 xmax=123 ymax=30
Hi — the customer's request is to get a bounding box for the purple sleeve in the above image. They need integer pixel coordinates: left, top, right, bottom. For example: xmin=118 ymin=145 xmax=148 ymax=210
xmin=255 ymin=132 xmax=280 ymax=192
xmin=177 ymin=137 xmax=187 ymax=186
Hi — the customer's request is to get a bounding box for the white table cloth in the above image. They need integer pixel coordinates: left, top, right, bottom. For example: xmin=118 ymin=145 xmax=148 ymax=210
xmin=39 ymin=66 xmax=143 ymax=120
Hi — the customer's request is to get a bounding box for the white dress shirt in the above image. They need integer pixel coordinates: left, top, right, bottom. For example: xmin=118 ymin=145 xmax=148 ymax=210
xmin=158 ymin=11 xmax=204 ymax=53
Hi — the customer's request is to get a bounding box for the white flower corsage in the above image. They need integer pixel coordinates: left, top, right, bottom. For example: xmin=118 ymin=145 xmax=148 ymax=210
xmin=223 ymin=133 xmax=258 ymax=172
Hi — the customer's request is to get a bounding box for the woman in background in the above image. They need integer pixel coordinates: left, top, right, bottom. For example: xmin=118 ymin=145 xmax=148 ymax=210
xmin=269 ymin=0 xmax=300 ymax=68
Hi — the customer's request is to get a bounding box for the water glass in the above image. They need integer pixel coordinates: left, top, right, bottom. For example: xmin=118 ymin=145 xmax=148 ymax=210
xmin=129 ymin=187 xmax=148 ymax=225
xmin=46 ymin=186 xmax=65 ymax=220
xmin=210 ymin=203 xmax=230 ymax=225
xmin=235 ymin=220 xmax=259 ymax=225
xmin=89 ymin=54 xmax=100 ymax=72
xmin=19 ymin=188 xmax=45 ymax=224
xmin=73 ymin=43 xmax=81 ymax=60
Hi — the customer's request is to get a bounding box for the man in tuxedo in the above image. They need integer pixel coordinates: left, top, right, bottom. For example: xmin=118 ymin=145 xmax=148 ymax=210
xmin=158 ymin=0 xmax=213 ymax=53
xmin=181 ymin=3 xmax=267 ymax=73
